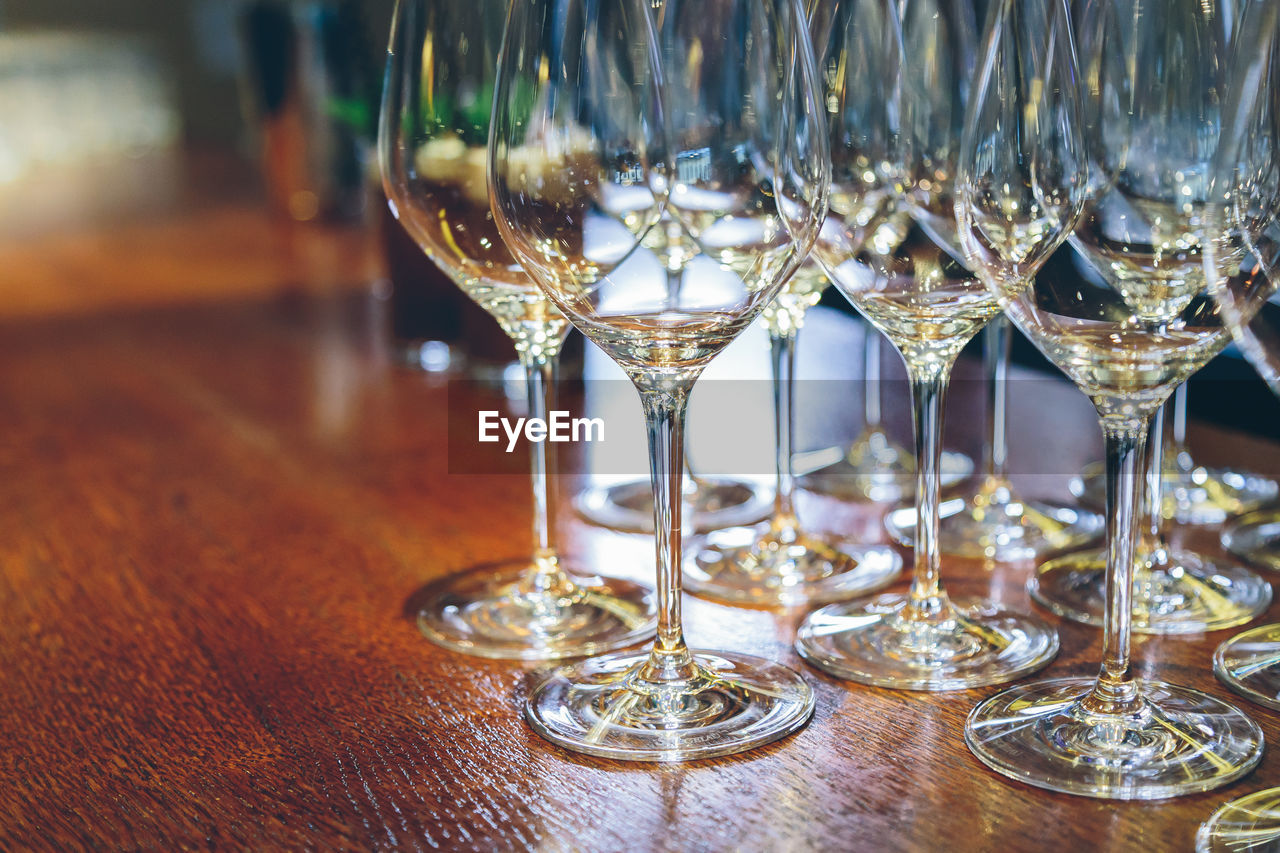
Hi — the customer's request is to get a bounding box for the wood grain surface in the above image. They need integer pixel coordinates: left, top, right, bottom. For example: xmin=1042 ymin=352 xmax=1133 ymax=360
xmin=3 ymin=161 xmax=1280 ymax=851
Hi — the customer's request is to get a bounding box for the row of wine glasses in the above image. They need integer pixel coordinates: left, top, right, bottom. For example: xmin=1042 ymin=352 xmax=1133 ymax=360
xmin=381 ymin=0 xmax=1280 ymax=810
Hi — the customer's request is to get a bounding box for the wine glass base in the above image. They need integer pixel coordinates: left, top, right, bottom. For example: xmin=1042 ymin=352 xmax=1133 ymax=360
xmin=884 ymin=491 xmax=1102 ymax=562
xmin=795 ymin=594 xmax=1058 ymax=690
xmin=1030 ymin=547 xmax=1272 ymax=634
xmin=1070 ymin=461 xmax=1278 ymax=525
xmin=685 ymin=523 xmax=901 ymax=607
xmin=1196 ymin=787 xmax=1280 ymax=852
xmin=415 ymin=561 xmax=656 ymax=660
xmin=1222 ymin=509 xmax=1280 ymax=573
xmin=796 ymin=433 xmax=973 ymax=503
xmin=574 ymin=477 xmax=771 ymax=534
xmin=966 ymin=677 xmax=1264 ymax=800
xmin=524 ymin=650 xmax=814 ymax=761
xmin=1214 ymin=623 xmax=1280 ymax=713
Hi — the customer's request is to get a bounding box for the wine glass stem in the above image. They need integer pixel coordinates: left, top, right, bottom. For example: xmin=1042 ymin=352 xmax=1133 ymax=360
xmin=982 ymin=315 xmax=1011 ymax=483
xmin=770 ymin=328 xmax=800 ymax=525
xmin=863 ymin=322 xmax=882 ymax=432
xmin=1083 ymin=418 xmax=1148 ymax=716
xmin=1144 ymin=401 xmax=1169 ymax=552
xmin=1171 ymin=382 xmax=1191 ymax=469
xmin=521 ymin=350 xmax=562 ymax=581
xmin=639 ymin=381 xmax=697 ymax=678
xmin=906 ymin=363 xmax=953 ymax=619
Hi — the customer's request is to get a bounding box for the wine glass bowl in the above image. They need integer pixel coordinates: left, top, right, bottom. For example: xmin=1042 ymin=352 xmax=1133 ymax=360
xmin=379 ymin=0 xmax=657 ymax=659
xmin=491 ymin=0 xmax=829 ymax=760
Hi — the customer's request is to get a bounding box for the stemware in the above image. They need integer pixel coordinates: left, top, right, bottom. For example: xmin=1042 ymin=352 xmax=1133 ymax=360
xmin=490 ymin=0 xmax=829 ymax=759
xmin=1027 ymin=0 xmax=1272 ymax=634
xmin=795 ymin=0 xmax=1058 ymax=690
xmin=964 ymin=0 xmax=1263 ymax=798
xmin=379 ymin=0 xmax=657 ymax=660
xmin=686 ymin=258 xmax=903 ymax=606
xmin=879 ymin=0 xmax=1101 ymax=563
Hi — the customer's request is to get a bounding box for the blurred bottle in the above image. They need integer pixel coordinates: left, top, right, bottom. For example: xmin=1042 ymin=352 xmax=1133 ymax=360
xmin=240 ymin=0 xmax=375 ymax=222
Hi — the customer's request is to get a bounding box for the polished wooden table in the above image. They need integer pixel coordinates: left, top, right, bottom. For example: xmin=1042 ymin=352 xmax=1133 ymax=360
xmin=4 ymin=167 xmax=1280 ymax=851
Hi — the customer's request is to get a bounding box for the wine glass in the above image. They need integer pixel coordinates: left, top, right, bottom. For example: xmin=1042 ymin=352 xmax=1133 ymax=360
xmin=963 ymin=0 xmax=1263 ymax=799
xmin=685 ymin=256 xmax=903 ymax=606
xmin=378 ymin=0 xmax=658 ymax=659
xmin=881 ymin=0 xmax=1102 ymax=564
xmin=794 ymin=0 xmax=1059 ymax=690
xmin=1026 ymin=0 xmax=1273 ymax=634
xmin=489 ymin=0 xmax=829 ymax=759
xmin=1067 ymin=0 xmax=1279 ymax=529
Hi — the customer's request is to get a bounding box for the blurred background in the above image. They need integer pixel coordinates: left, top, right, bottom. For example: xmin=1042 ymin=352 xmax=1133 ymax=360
xmin=0 ymin=0 xmax=525 ymax=369
xmin=0 ymin=0 xmax=391 ymax=163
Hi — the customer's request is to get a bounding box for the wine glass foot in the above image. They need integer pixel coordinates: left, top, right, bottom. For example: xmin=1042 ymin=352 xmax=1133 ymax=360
xmin=524 ymin=650 xmax=814 ymax=761
xmin=1196 ymin=788 xmax=1280 ymax=852
xmin=966 ymin=677 xmax=1263 ymax=800
xmin=574 ymin=477 xmax=771 ymax=534
xmin=685 ymin=523 xmax=901 ymax=607
xmin=796 ymin=430 xmax=973 ymax=503
xmin=1214 ymin=623 xmax=1280 ymax=712
xmin=884 ymin=480 xmax=1102 ymax=562
xmin=1070 ymin=461 xmax=1278 ymax=525
xmin=1030 ymin=547 xmax=1272 ymax=634
xmin=1222 ymin=509 xmax=1280 ymax=573
xmin=415 ymin=561 xmax=656 ymax=660
xmin=795 ymin=593 xmax=1058 ymax=690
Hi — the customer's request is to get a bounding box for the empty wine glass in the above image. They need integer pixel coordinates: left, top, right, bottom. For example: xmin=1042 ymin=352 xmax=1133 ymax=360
xmin=795 ymin=2 xmax=973 ymax=506
xmin=378 ymin=0 xmax=657 ymax=659
xmin=490 ymin=0 xmax=829 ymax=759
xmin=685 ymin=256 xmax=903 ymax=606
xmin=880 ymin=0 xmax=1102 ymax=564
xmin=1027 ymin=0 xmax=1272 ymax=635
xmin=574 ymin=274 xmax=771 ymax=538
xmin=1066 ymin=0 xmax=1279 ymax=529
xmin=794 ymin=0 xmax=1059 ymax=690
xmin=964 ymin=0 xmax=1263 ymax=799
